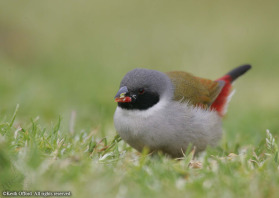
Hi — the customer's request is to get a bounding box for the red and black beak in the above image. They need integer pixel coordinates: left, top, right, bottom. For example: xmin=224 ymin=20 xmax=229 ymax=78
xmin=114 ymin=86 xmax=132 ymax=103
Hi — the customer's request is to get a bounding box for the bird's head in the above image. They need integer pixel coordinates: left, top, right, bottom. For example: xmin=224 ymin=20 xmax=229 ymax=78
xmin=114 ymin=68 xmax=172 ymax=110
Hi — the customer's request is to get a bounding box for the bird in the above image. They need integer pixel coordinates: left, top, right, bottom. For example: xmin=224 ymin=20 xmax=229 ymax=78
xmin=113 ymin=64 xmax=251 ymax=158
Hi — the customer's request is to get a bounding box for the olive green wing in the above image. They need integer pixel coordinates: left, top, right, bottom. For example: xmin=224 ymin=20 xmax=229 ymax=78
xmin=166 ymin=71 xmax=224 ymax=108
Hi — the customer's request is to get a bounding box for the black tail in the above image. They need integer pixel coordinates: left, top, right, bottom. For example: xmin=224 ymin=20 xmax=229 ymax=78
xmin=226 ymin=64 xmax=252 ymax=82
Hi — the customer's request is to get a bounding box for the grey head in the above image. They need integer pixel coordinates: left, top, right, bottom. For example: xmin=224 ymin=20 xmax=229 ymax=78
xmin=115 ymin=68 xmax=173 ymax=110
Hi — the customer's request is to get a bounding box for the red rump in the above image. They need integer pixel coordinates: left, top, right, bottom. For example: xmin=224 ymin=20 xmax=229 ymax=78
xmin=211 ymin=75 xmax=233 ymax=116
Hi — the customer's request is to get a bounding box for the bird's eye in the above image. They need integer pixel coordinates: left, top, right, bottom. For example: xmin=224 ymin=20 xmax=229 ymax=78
xmin=138 ymin=88 xmax=145 ymax=94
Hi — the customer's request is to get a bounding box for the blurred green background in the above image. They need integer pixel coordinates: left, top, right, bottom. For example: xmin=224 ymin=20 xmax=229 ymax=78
xmin=0 ymin=0 xmax=278 ymax=143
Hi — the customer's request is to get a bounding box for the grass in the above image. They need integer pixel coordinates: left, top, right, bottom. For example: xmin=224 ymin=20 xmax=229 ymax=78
xmin=1 ymin=1 xmax=279 ymax=197
xmin=1 ymin=105 xmax=279 ymax=198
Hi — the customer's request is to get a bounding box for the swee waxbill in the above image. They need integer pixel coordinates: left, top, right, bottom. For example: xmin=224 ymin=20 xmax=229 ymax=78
xmin=114 ymin=65 xmax=251 ymax=157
